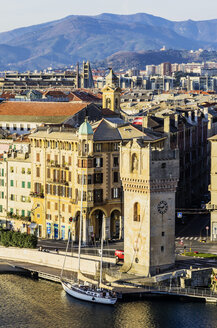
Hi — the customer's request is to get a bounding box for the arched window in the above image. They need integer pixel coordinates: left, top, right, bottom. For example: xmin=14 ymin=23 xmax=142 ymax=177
xmin=134 ymin=202 xmax=140 ymax=222
xmin=132 ymin=153 xmax=138 ymax=172
xmin=106 ymin=97 xmax=111 ymax=109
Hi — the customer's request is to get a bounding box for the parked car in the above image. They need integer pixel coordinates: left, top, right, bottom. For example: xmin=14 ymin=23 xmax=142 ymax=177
xmin=115 ymin=249 xmax=124 ymax=261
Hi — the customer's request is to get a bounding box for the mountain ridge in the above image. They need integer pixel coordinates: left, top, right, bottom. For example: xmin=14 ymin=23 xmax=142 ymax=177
xmin=0 ymin=13 xmax=217 ymax=71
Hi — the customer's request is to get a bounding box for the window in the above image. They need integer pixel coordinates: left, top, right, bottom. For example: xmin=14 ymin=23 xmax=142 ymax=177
xmin=55 ymin=155 xmax=58 ymax=164
xmin=27 ymin=211 xmax=31 ymax=217
xmin=62 ymin=204 xmax=65 ymax=212
xmin=69 ymin=172 xmax=71 ymax=181
xmin=161 ymin=163 xmax=166 ymax=169
xmin=21 ymin=196 xmax=26 ymax=202
xmin=0 ymin=205 xmax=2 ymax=213
xmin=47 ymin=201 xmax=50 ymax=209
xmin=134 ymin=202 xmax=140 ymax=222
xmin=112 ymin=188 xmax=120 ymax=199
xmin=68 ymin=156 xmax=72 ymax=165
xmin=94 ymin=189 xmax=103 ymax=203
xmin=10 ymin=167 xmax=14 ymax=173
xmin=161 ymin=246 xmax=164 ymax=252
xmin=113 ymin=172 xmax=118 ymax=183
xmin=68 ymin=205 xmax=71 ymax=213
xmin=94 ymin=157 xmax=103 ymax=168
xmin=34 ymin=182 xmax=41 ymax=193
xmin=10 ymin=180 xmax=14 ymax=187
xmin=10 ymin=208 xmax=13 ymax=214
xmin=27 ymin=168 xmax=31 ymax=175
xmin=1 ymin=192 xmax=4 ymax=199
xmin=113 ymin=143 xmax=119 ymax=151
xmin=21 ymin=210 xmax=25 ymax=217
xmin=62 ymin=156 xmax=65 ymax=165
xmin=84 ymin=143 xmax=89 ymax=153
xmin=21 ymin=168 xmax=25 ymax=174
xmin=95 ymin=143 xmax=102 ymax=152
xmin=36 ymin=167 xmax=40 ymax=178
xmin=94 ymin=173 xmax=103 ymax=184
xmin=22 ymin=181 xmax=25 ymax=188
xmin=47 ymin=154 xmax=50 ymax=162
xmin=88 ymin=175 xmax=92 ymax=185
xmin=47 ymin=168 xmax=50 ymax=179
xmin=1 ymin=179 xmax=4 ymax=186
xmin=55 ymin=203 xmax=58 ymax=210
xmin=10 ymin=194 xmax=15 ymax=201
xmin=1 ymin=169 xmax=4 ymax=176
xmin=87 ymin=191 xmax=93 ymax=202
xmin=162 ymin=231 xmax=165 ymax=236
xmin=113 ymin=157 xmax=119 ymax=167
xmin=46 ymin=214 xmax=52 ymax=220
xmin=27 ymin=182 xmax=31 ymax=189
xmin=36 ymin=153 xmax=40 ymax=162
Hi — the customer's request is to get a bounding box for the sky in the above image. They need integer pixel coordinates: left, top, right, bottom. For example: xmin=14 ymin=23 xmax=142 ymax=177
xmin=0 ymin=0 xmax=217 ymax=33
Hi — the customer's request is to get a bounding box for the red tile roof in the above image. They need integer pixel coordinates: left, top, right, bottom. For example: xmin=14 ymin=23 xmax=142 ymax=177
xmin=0 ymin=101 xmax=88 ymax=116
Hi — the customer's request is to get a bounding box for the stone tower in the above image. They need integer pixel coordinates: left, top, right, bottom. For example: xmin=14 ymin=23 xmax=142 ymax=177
xmin=120 ymin=137 xmax=179 ymax=276
xmin=102 ymin=69 xmax=121 ymax=114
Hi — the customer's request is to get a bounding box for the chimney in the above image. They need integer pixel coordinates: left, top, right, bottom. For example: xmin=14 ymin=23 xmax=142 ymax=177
xmin=163 ymin=116 xmax=170 ymax=149
xmin=174 ymin=114 xmax=179 ymax=128
xmin=194 ymin=110 xmax=198 ymax=123
xmin=163 ymin=116 xmax=170 ymax=134
xmin=188 ymin=111 xmax=192 ymax=124
xmin=142 ymin=116 xmax=149 ymax=129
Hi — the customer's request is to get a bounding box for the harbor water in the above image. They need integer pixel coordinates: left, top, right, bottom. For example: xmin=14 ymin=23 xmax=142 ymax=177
xmin=0 ymin=274 xmax=217 ymax=328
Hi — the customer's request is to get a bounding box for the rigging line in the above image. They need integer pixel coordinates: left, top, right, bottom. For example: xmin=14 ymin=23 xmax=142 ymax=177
xmin=60 ymin=229 xmax=71 ymax=281
xmin=125 ymin=204 xmax=146 ymax=273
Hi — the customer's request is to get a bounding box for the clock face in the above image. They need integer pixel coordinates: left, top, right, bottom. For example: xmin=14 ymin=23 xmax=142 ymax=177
xmin=157 ymin=200 xmax=168 ymax=214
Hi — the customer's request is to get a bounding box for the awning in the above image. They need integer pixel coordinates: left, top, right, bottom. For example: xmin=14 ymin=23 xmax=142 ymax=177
xmin=30 ymin=223 xmax=38 ymax=229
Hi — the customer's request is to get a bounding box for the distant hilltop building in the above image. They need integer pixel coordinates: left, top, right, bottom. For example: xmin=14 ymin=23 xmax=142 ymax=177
xmin=0 ymin=61 xmax=94 ymax=92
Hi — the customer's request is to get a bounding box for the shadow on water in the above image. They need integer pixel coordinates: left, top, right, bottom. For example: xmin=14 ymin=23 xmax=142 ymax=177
xmin=0 ymin=275 xmax=216 ymax=328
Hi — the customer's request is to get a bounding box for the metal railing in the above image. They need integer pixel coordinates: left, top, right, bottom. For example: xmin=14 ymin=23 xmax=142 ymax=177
xmin=142 ymin=285 xmax=217 ymax=298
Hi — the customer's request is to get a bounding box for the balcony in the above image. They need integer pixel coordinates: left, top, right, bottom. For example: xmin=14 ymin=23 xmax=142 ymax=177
xmin=47 ymin=179 xmax=69 ymax=185
xmin=7 ymin=212 xmax=31 ymax=221
xmin=70 ymin=199 xmax=78 ymax=204
xmin=30 ymin=191 xmax=44 ymax=198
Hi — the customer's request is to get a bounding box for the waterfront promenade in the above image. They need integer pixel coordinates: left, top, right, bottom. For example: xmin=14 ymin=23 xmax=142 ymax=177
xmin=1 ymin=256 xmax=217 ymax=304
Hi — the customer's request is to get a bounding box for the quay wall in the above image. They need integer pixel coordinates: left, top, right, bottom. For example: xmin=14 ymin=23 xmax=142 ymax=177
xmin=0 ymin=246 xmax=100 ymax=276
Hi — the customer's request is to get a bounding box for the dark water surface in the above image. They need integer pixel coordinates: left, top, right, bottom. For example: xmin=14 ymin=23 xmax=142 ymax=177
xmin=0 ymin=275 xmax=217 ymax=328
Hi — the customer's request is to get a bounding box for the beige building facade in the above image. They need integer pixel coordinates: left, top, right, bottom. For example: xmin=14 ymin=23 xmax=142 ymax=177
xmin=120 ymin=138 xmax=179 ymax=276
xmin=207 ymin=135 xmax=217 ymax=240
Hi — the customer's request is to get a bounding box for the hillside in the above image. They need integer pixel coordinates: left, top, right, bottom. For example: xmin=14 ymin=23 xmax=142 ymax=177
xmin=0 ymin=13 xmax=217 ymax=70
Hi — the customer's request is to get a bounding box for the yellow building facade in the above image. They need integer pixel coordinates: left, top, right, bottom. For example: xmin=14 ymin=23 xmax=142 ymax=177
xmin=29 ymin=121 xmax=125 ymax=242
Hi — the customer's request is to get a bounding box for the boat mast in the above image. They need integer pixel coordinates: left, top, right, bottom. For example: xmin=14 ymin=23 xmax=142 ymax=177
xmin=99 ymin=215 xmax=104 ymax=288
xmin=78 ymin=171 xmax=84 ymax=276
xmin=60 ymin=229 xmax=71 ymax=281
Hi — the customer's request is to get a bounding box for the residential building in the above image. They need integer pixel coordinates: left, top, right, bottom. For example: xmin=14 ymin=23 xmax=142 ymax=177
xmin=29 ymin=118 xmax=145 ymax=241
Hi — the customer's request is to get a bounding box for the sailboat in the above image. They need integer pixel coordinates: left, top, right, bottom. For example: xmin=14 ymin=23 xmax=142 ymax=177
xmin=61 ymin=173 xmax=117 ymax=305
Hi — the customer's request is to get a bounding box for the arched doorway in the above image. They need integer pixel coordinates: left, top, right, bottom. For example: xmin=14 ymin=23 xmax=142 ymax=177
xmin=110 ymin=210 xmax=121 ymax=239
xmin=90 ymin=209 xmax=106 ymax=240
xmin=74 ymin=211 xmax=81 ymax=243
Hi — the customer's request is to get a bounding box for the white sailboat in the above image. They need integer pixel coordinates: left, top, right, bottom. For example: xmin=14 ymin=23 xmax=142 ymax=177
xmin=61 ymin=173 xmax=117 ymax=305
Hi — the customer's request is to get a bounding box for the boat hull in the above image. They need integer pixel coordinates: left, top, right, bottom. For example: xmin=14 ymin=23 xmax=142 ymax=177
xmin=61 ymin=281 xmax=117 ymax=305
